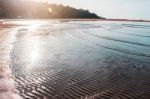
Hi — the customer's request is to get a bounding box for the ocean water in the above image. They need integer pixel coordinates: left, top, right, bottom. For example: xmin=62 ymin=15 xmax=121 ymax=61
xmin=1 ymin=20 xmax=150 ymax=99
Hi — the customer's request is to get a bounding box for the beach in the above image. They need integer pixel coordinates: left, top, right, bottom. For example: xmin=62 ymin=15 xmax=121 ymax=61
xmin=0 ymin=19 xmax=150 ymax=99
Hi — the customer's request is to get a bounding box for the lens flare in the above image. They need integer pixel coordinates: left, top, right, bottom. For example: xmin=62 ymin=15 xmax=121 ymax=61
xmin=48 ymin=8 xmax=53 ymax=13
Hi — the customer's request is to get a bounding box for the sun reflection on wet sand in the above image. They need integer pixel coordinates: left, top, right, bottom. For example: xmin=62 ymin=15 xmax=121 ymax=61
xmin=30 ymin=48 xmax=40 ymax=64
xmin=26 ymin=37 xmax=42 ymax=69
xmin=6 ymin=20 xmax=150 ymax=99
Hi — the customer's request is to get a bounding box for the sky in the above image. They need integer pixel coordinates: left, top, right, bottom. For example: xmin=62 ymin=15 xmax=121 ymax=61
xmin=48 ymin=0 xmax=150 ymax=20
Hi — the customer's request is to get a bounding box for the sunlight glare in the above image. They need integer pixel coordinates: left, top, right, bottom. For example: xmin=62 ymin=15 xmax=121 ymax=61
xmin=30 ymin=49 xmax=39 ymax=63
xmin=29 ymin=38 xmax=41 ymax=64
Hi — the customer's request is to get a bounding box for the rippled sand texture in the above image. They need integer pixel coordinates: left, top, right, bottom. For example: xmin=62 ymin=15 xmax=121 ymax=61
xmin=0 ymin=22 xmax=22 ymax=99
xmin=4 ymin=20 xmax=150 ymax=99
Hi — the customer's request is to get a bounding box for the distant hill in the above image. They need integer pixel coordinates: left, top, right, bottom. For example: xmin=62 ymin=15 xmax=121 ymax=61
xmin=0 ymin=0 xmax=104 ymax=19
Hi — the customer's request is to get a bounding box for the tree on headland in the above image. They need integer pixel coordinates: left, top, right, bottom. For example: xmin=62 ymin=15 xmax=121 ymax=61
xmin=0 ymin=0 xmax=104 ymax=19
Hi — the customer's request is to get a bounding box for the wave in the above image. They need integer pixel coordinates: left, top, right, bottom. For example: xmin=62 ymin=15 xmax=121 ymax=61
xmin=68 ymin=31 xmax=150 ymax=59
xmin=105 ymin=28 xmax=150 ymax=38
xmin=87 ymin=32 xmax=150 ymax=48
xmin=121 ymin=23 xmax=150 ymax=29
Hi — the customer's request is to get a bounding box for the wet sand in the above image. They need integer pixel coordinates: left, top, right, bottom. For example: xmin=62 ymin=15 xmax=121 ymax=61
xmin=0 ymin=23 xmax=22 ymax=98
xmin=1 ymin=20 xmax=150 ymax=99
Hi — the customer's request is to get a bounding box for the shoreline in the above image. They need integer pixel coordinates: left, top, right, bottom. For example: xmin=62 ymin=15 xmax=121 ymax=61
xmin=0 ymin=18 xmax=150 ymax=23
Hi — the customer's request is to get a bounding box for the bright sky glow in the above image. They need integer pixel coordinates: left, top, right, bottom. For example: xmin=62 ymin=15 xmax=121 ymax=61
xmin=48 ymin=0 xmax=150 ymax=20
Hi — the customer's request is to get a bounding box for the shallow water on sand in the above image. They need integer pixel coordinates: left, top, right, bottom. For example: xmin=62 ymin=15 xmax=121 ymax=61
xmin=1 ymin=20 xmax=150 ymax=99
